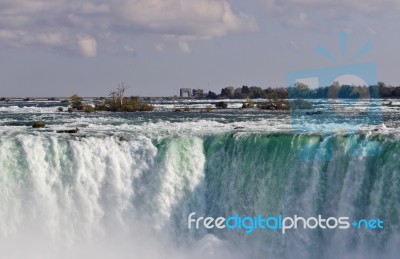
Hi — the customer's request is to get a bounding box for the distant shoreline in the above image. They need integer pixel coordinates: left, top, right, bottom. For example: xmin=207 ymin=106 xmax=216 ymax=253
xmin=0 ymin=97 xmax=399 ymax=101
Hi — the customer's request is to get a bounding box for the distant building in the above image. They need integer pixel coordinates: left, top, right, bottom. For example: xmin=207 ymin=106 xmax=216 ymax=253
xmin=192 ymin=89 xmax=204 ymax=98
xmin=180 ymin=88 xmax=191 ymax=97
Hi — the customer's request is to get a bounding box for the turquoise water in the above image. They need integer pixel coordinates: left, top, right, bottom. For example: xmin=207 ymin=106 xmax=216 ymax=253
xmin=0 ymin=100 xmax=399 ymax=259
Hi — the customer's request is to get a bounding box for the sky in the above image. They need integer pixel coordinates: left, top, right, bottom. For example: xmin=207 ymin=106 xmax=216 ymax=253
xmin=0 ymin=0 xmax=400 ymax=97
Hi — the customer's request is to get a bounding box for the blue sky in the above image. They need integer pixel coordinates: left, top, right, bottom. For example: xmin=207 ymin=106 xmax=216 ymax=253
xmin=0 ymin=0 xmax=399 ymax=97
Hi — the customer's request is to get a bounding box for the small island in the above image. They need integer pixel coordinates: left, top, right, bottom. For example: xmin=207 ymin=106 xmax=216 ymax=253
xmin=69 ymin=83 xmax=154 ymax=113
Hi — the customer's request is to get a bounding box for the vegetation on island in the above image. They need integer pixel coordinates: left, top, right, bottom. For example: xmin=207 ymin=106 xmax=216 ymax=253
xmin=242 ymin=99 xmax=255 ymax=109
xmin=83 ymin=105 xmax=95 ymax=113
xmin=94 ymin=83 xmax=154 ymax=112
xmin=32 ymin=121 xmax=46 ymax=128
xmin=68 ymin=83 xmax=154 ymax=113
xmin=71 ymin=94 xmax=84 ymax=110
xmin=258 ymin=99 xmax=290 ymax=110
xmin=205 ymin=105 xmax=213 ymax=112
xmin=215 ymin=101 xmax=228 ymax=109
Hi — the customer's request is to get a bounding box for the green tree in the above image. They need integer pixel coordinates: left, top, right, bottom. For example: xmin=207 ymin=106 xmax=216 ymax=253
xmin=83 ymin=105 xmax=95 ymax=113
xmin=71 ymin=94 xmax=84 ymax=110
xmin=206 ymin=91 xmax=218 ymax=99
xmin=215 ymin=101 xmax=228 ymax=109
xmin=221 ymin=87 xmax=234 ymax=98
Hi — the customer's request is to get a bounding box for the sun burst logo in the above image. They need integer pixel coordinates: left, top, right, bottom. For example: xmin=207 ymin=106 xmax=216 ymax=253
xmin=286 ymin=32 xmax=382 ymax=161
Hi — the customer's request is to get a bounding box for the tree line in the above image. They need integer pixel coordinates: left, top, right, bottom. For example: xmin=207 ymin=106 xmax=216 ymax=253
xmin=204 ymin=82 xmax=400 ymax=99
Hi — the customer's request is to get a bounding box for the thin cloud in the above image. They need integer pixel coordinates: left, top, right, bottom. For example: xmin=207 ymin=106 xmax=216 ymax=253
xmin=285 ymin=12 xmax=310 ymax=28
xmin=77 ymin=34 xmax=97 ymax=58
xmin=155 ymin=43 xmax=166 ymax=52
xmin=124 ymin=45 xmax=135 ymax=54
xmin=178 ymin=41 xmax=191 ymax=53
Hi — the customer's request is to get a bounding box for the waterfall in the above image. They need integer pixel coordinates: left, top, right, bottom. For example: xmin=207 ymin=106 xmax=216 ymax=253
xmin=0 ymin=132 xmax=399 ymax=258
